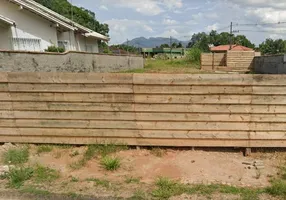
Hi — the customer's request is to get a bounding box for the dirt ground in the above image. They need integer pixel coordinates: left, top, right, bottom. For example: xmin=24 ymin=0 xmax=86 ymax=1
xmin=0 ymin=144 xmax=285 ymax=199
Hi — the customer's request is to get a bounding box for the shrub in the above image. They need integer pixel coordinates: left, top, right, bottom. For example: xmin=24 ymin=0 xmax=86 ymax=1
xmin=33 ymin=165 xmax=60 ymax=183
xmin=185 ymin=48 xmax=202 ymax=63
xmin=37 ymin=145 xmax=53 ymax=154
xmin=45 ymin=46 xmax=65 ymax=53
xmin=5 ymin=167 xmax=34 ymax=188
xmin=2 ymin=147 xmax=29 ymax=165
xmin=100 ymin=156 xmax=121 ymax=171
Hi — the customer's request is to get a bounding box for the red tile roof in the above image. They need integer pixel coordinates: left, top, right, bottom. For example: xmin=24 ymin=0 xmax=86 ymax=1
xmin=210 ymin=45 xmax=253 ymax=52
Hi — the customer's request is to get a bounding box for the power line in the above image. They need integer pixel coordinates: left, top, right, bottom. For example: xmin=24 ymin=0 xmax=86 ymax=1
xmin=234 ymin=21 xmax=286 ymax=27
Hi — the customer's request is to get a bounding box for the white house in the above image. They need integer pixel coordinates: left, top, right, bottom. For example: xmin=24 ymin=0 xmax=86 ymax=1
xmin=0 ymin=0 xmax=109 ymax=52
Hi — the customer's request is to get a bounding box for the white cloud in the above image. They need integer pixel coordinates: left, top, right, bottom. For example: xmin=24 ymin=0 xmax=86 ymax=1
xmin=230 ymin=0 xmax=286 ymax=9
xmin=159 ymin=29 xmax=179 ymax=37
xmin=206 ymin=23 xmax=219 ymax=31
xmin=143 ymin=25 xmax=154 ymax=33
xmin=99 ymin=5 xmax=108 ymax=11
xmin=163 ymin=18 xmax=178 ymax=25
xmin=246 ymin=7 xmax=286 ymax=23
xmin=104 ymin=18 xmax=155 ymax=43
xmin=101 ymin=0 xmax=183 ymax=15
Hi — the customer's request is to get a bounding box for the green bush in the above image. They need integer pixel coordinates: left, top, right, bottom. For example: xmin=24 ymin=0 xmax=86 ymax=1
xmin=45 ymin=46 xmax=65 ymax=53
xmin=100 ymin=156 xmax=121 ymax=171
xmin=33 ymin=165 xmax=60 ymax=183
xmin=185 ymin=48 xmax=202 ymax=63
xmin=2 ymin=147 xmax=29 ymax=165
xmin=5 ymin=167 xmax=34 ymax=188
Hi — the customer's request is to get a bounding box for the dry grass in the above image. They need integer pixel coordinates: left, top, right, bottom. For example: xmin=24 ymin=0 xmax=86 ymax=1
xmin=123 ymin=59 xmax=203 ymax=74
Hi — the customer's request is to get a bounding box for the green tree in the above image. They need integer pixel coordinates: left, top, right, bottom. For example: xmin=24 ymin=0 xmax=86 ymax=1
xmin=176 ymin=42 xmax=183 ymax=48
xmin=259 ymin=38 xmax=286 ymax=55
xmin=234 ymin=35 xmax=255 ymax=49
xmin=34 ymin=0 xmax=109 ymax=36
xmin=160 ymin=44 xmax=170 ymax=48
xmin=187 ymin=30 xmax=254 ymax=52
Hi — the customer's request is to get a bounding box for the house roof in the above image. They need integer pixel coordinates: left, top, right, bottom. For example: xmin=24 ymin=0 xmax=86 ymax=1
xmin=0 ymin=15 xmax=16 ymax=26
xmin=8 ymin=0 xmax=109 ymax=41
xmin=210 ymin=45 xmax=253 ymax=52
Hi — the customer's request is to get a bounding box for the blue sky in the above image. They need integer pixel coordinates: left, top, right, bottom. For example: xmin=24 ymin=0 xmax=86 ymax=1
xmin=73 ymin=0 xmax=286 ymax=46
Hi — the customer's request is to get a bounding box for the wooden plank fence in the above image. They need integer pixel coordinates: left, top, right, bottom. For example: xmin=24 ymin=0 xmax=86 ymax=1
xmin=1 ymin=72 xmax=286 ymax=147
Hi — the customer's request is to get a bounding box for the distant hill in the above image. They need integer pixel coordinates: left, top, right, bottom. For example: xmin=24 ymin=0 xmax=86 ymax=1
xmin=122 ymin=37 xmax=189 ymax=48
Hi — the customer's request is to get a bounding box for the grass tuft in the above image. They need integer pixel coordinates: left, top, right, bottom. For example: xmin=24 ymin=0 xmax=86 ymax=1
xmin=100 ymin=156 xmax=121 ymax=171
xmin=128 ymin=190 xmax=148 ymax=200
xmin=33 ymin=165 xmax=60 ymax=183
xmin=125 ymin=176 xmax=141 ymax=184
xmin=21 ymin=186 xmax=51 ymax=196
xmin=70 ymin=143 xmax=127 ymax=170
xmin=2 ymin=147 xmax=29 ymax=165
xmin=4 ymin=167 xmax=34 ymax=188
xmin=86 ymin=178 xmax=110 ymax=188
xmin=150 ymin=148 xmax=166 ymax=157
xmin=152 ymin=177 xmax=188 ymax=199
xmin=37 ymin=145 xmax=53 ymax=154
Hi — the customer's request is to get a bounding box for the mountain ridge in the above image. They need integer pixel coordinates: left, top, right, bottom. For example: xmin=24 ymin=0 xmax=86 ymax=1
xmin=122 ymin=37 xmax=189 ymax=48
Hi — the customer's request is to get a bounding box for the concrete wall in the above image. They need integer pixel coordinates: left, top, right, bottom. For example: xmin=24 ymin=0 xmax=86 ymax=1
xmin=254 ymin=55 xmax=286 ymax=74
xmin=0 ymin=24 xmax=12 ymax=50
xmin=0 ymin=1 xmax=58 ymax=51
xmin=0 ymin=51 xmax=144 ymax=72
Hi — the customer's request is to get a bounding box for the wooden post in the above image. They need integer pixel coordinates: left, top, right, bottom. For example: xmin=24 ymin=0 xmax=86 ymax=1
xmin=244 ymin=148 xmax=251 ymax=157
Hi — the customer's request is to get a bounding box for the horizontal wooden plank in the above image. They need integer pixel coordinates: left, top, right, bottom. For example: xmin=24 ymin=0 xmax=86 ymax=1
xmin=0 ymin=136 xmax=251 ymax=147
xmin=0 ymin=93 xmax=134 ymax=102
xmin=2 ymin=129 xmax=286 ymax=140
xmin=134 ymin=85 xmax=253 ymax=94
xmin=2 ymin=111 xmax=286 ymax=122
xmin=7 ymin=84 xmax=133 ymax=93
xmin=135 ymin=94 xmax=286 ymax=105
xmin=135 ymin=94 xmax=252 ymax=104
xmin=0 ymin=111 xmax=136 ymax=120
xmin=135 ymin=104 xmax=286 ymax=113
xmin=0 ymin=102 xmax=134 ymax=111
xmin=7 ymin=73 xmax=133 ymax=84
xmin=0 ymin=128 xmax=249 ymax=139
xmin=0 ymin=119 xmax=286 ymax=131
xmin=253 ymin=86 xmax=286 ymax=94
xmin=0 ymin=72 xmax=8 ymax=83
xmin=2 ymin=103 xmax=286 ymax=113
xmin=134 ymin=74 xmax=286 ymax=86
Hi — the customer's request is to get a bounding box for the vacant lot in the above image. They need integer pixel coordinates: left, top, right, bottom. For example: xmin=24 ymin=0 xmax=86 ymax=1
xmin=123 ymin=59 xmax=202 ymax=74
xmin=0 ymin=144 xmax=286 ymax=200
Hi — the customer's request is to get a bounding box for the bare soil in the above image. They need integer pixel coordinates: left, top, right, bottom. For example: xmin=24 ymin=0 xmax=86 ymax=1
xmin=0 ymin=144 xmax=285 ymax=199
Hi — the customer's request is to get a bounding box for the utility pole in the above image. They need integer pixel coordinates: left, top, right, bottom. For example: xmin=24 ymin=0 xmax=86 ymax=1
xmin=229 ymin=22 xmax=233 ymax=50
xmin=127 ymin=39 xmax=129 ymax=55
xmin=170 ymin=36 xmax=172 ymax=60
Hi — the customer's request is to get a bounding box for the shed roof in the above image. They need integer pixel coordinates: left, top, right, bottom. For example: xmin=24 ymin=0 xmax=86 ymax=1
xmin=210 ymin=45 xmax=253 ymax=52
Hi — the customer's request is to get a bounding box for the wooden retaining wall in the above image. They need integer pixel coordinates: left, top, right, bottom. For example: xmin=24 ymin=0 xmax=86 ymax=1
xmin=201 ymin=53 xmax=226 ymax=70
xmin=1 ymin=72 xmax=286 ymax=147
xmin=227 ymin=51 xmax=255 ymax=70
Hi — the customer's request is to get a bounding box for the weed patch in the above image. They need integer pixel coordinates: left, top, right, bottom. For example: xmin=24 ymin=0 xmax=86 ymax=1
xmin=150 ymin=148 xmax=166 ymax=157
xmin=125 ymin=176 xmax=141 ymax=184
xmin=100 ymin=156 xmax=121 ymax=171
xmin=37 ymin=145 xmax=53 ymax=154
xmin=4 ymin=167 xmax=34 ymax=188
xmin=2 ymin=147 xmax=29 ymax=165
xmin=70 ymin=143 xmax=127 ymax=170
xmin=86 ymin=178 xmax=110 ymax=188
xmin=21 ymin=186 xmax=51 ymax=196
xmin=33 ymin=165 xmax=60 ymax=183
